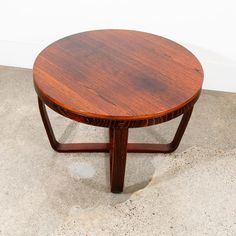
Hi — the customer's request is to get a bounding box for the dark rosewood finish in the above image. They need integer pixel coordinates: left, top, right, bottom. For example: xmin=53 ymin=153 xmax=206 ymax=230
xmin=33 ymin=30 xmax=204 ymax=193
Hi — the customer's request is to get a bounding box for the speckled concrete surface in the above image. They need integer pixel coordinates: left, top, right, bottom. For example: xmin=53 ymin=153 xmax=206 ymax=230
xmin=0 ymin=65 xmax=235 ymax=235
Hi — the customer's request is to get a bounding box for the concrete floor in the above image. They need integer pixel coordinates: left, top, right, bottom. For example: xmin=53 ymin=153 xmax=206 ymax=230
xmin=0 ymin=65 xmax=235 ymax=235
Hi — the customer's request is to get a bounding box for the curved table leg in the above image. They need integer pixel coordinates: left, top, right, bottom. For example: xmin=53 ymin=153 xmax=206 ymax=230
xmin=127 ymin=107 xmax=193 ymax=153
xmin=38 ymin=97 xmax=110 ymax=152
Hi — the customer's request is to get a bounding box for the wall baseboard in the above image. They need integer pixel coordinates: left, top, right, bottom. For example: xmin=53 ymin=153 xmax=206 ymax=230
xmin=0 ymin=40 xmax=45 ymax=69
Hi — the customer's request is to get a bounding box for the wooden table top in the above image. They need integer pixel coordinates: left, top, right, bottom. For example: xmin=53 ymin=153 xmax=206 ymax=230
xmin=33 ymin=30 xmax=203 ymax=122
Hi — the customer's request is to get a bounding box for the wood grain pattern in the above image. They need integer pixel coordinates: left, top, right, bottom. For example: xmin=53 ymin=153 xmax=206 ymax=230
xmin=34 ymin=30 xmax=204 ymax=193
xmin=33 ymin=29 xmax=203 ymax=127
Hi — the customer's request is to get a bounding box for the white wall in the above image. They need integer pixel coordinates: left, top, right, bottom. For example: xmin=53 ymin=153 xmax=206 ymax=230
xmin=0 ymin=0 xmax=235 ymax=92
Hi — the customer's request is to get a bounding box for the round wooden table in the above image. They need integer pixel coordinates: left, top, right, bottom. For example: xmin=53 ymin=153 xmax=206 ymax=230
xmin=33 ymin=29 xmax=204 ymax=193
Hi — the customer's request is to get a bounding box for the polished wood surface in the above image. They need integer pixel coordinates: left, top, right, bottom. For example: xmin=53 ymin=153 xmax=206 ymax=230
xmin=33 ymin=30 xmax=203 ymax=125
xmin=34 ymin=29 xmax=204 ymax=193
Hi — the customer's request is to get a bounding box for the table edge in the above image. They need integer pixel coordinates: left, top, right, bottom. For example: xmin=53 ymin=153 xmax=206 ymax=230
xmin=34 ymin=81 xmax=201 ymax=128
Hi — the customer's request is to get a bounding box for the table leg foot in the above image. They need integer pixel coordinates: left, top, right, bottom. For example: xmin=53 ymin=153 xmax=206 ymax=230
xmin=109 ymin=128 xmax=128 ymax=193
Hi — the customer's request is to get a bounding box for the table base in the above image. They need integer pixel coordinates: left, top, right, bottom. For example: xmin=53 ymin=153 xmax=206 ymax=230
xmin=38 ymin=97 xmax=193 ymax=193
